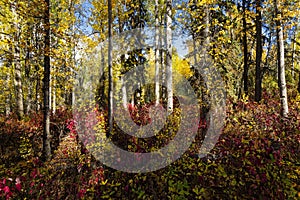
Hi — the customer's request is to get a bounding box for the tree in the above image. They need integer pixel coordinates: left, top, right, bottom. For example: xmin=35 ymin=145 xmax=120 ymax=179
xmin=166 ymin=0 xmax=173 ymax=113
xmin=12 ymin=3 xmax=24 ymax=119
xmin=42 ymin=0 xmax=51 ymax=161
xmin=298 ymin=71 xmax=300 ymax=93
xmin=255 ymin=0 xmax=262 ymax=102
xmin=274 ymin=0 xmax=288 ymax=117
xmin=242 ymin=0 xmax=249 ymax=95
xmin=107 ymin=0 xmax=113 ymax=134
xmin=155 ymin=0 xmax=160 ymax=106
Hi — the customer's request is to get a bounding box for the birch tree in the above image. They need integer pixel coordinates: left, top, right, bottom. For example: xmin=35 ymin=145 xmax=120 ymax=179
xmin=12 ymin=3 xmax=24 ymax=119
xmin=155 ymin=0 xmax=160 ymax=106
xmin=108 ymin=0 xmax=113 ymax=134
xmin=166 ymin=0 xmax=173 ymax=113
xmin=275 ymin=0 xmax=288 ymax=117
xmin=42 ymin=0 xmax=51 ymax=161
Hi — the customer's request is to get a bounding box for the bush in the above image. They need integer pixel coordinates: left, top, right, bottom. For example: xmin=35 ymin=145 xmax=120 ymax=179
xmin=0 ymin=98 xmax=299 ymax=199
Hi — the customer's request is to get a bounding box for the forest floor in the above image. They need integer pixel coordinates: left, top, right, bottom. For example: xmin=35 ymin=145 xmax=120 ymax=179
xmin=0 ymin=93 xmax=299 ymax=199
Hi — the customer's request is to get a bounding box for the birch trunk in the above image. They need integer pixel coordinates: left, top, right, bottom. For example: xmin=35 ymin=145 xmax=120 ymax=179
xmin=275 ymin=0 xmax=289 ymax=117
xmin=42 ymin=0 xmax=51 ymax=161
xmin=108 ymin=0 xmax=113 ymax=134
xmin=155 ymin=0 xmax=160 ymax=105
xmin=121 ymin=76 xmax=127 ymax=109
xmin=5 ymin=67 xmax=11 ymax=116
xmin=52 ymin=76 xmax=56 ymax=114
xmin=166 ymin=0 xmax=173 ymax=113
xmin=12 ymin=6 xmax=24 ymax=119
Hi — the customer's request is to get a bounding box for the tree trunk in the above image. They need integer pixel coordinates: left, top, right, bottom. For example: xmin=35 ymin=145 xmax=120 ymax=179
xmin=275 ymin=0 xmax=289 ymax=117
xmin=49 ymin=73 xmax=52 ymax=110
xmin=242 ymin=0 xmax=249 ymax=95
xmin=108 ymin=0 xmax=113 ymax=134
xmin=52 ymin=76 xmax=56 ymax=114
xmin=298 ymin=72 xmax=300 ymax=93
xmin=263 ymin=29 xmax=273 ymax=74
xmin=291 ymin=32 xmax=296 ymax=79
xmin=255 ymin=0 xmax=262 ymax=102
xmin=14 ymin=58 xmax=24 ymax=119
xmin=160 ymin=43 xmax=166 ymax=101
xmin=26 ymin=80 xmax=32 ymax=115
xmin=12 ymin=6 xmax=24 ymax=119
xmin=160 ymin=9 xmax=166 ymax=102
xmin=155 ymin=0 xmax=160 ymax=106
xmin=5 ymin=66 xmax=11 ymax=116
xmin=36 ymin=75 xmax=41 ymax=111
xmin=25 ymin=27 xmax=32 ymax=115
xmin=42 ymin=0 xmax=51 ymax=161
xmin=117 ymin=8 xmax=127 ymax=110
xmin=166 ymin=0 xmax=173 ymax=113
xmin=121 ymin=76 xmax=127 ymax=109
xmin=203 ymin=4 xmax=210 ymax=53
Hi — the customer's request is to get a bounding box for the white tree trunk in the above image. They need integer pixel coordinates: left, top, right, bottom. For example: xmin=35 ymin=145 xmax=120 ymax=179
xmin=49 ymin=73 xmax=52 ymax=111
xmin=155 ymin=0 xmax=160 ymax=106
xmin=121 ymin=76 xmax=127 ymax=109
xmin=108 ymin=0 xmax=113 ymax=134
xmin=42 ymin=0 xmax=51 ymax=161
xmin=166 ymin=0 xmax=173 ymax=113
xmin=5 ymin=68 xmax=11 ymax=116
xmin=36 ymin=80 xmax=40 ymax=111
xmin=26 ymin=79 xmax=32 ymax=114
xmin=12 ymin=6 xmax=24 ymax=119
xmin=275 ymin=0 xmax=289 ymax=117
xmin=52 ymin=76 xmax=56 ymax=114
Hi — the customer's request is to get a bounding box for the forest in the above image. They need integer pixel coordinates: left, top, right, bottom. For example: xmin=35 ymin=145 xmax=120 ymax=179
xmin=0 ymin=0 xmax=299 ymax=199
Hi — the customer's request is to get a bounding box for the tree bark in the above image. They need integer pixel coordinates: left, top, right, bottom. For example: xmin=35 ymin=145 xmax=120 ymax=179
xmin=121 ymin=76 xmax=127 ymax=109
xmin=298 ymin=73 xmax=300 ymax=93
xmin=36 ymin=74 xmax=41 ymax=111
xmin=49 ymin=73 xmax=51 ymax=110
xmin=291 ymin=30 xmax=296 ymax=79
xmin=155 ymin=0 xmax=160 ymax=106
xmin=26 ymin=80 xmax=32 ymax=115
xmin=255 ymin=0 xmax=262 ymax=102
xmin=242 ymin=0 xmax=249 ymax=95
xmin=14 ymin=58 xmax=24 ymax=119
xmin=42 ymin=0 xmax=51 ymax=161
xmin=117 ymin=7 xmax=127 ymax=110
xmin=275 ymin=0 xmax=289 ymax=117
xmin=52 ymin=76 xmax=56 ymax=114
xmin=108 ymin=0 xmax=113 ymax=134
xmin=5 ymin=65 xmax=11 ymax=116
xmin=203 ymin=4 xmax=210 ymax=52
xmin=12 ymin=5 xmax=24 ymax=120
xmin=263 ymin=29 xmax=273 ymax=75
xmin=160 ymin=9 xmax=166 ymax=102
xmin=166 ymin=0 xmax=173 ymax=113
xmin=160 ymin=41 xmax=166 ymax=101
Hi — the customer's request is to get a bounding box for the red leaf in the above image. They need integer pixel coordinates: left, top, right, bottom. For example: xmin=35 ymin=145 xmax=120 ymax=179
xmin=15 ymin=183 xmax=21 ymax=192
xmin=31 ymin=168 xmax=38 ymax=178
xmin=78 ymin=188 xmax=86 ymax=198
xmin=3 ymin=186 xmax=10 ymax=194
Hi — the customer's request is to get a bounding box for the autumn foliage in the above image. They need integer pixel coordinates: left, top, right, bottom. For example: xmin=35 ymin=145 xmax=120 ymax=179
xmin=0 ymin=92 xmax=299 ymax=199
